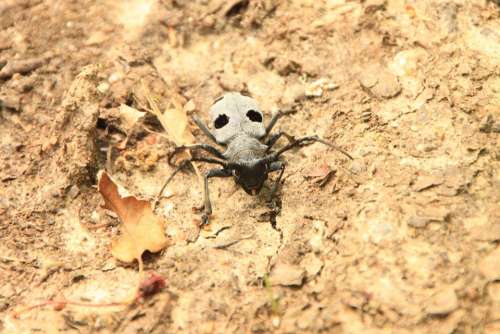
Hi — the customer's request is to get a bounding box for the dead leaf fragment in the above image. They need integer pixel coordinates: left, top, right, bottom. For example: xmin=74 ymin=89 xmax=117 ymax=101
xmin=142 ymin=82 xmax=201 ymax=173
xmin=118 ymin=104 xmax=145 ymax=132
xmin=97 ymin=171 xmax=169 ymax=266
xmin=270 ymin=263 xmax=306 ymax=286
xmin=142 ymin=83 xmax=195 ymax=147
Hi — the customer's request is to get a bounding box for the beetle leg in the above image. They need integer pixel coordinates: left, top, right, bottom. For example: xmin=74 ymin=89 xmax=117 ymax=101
xmin=265 ymin=131 xmax=296 ymax=150
xmin=268 ymin=161 xmax=286 ymax=201
xmin=201 ymin=168 xmax=232 ymax=225
xmin=272 ymin=135 xmax=353 ymax=160
xmin=172 ymin=143 xmax=226 ymax=160
xmin=192 ymin=115 xmax=219 ymax=144
xmin=154 ymin=160 xmax=190 ymax=209
xmin=157 ymin=156 xmax=229 ymax=209
xmin=264 ymin=110 xmax=282 ymax=136
xmin=168 ymin=149 xmax=228 ymax=167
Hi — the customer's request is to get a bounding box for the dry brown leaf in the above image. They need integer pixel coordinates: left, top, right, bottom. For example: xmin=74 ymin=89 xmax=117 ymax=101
xmin=97 ymin=171 xmax=169 ymax=268
xmin=141 ymin=82 xmax=194 ymax=147
xmin=141 ymin=81 xmax=202 ymax=179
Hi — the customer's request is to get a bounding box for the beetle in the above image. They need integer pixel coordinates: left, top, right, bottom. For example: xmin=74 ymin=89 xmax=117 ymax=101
xmin=158 ymin=92 xmax=352 ymax=224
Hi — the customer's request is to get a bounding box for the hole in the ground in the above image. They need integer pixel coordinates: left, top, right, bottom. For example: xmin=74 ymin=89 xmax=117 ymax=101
xmin=225 ymin=0 xmax=249 ymax=17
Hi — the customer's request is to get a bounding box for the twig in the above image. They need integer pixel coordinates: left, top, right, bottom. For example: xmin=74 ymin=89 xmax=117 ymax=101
xmin=12 ymin=299 xmax=130 ymax=318
xmin=211 ymin=234 xmax=254 ymax=249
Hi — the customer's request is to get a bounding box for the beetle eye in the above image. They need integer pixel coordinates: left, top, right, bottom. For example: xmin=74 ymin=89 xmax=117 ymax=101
xmin=246 ymin=110 xmax=262 ymax=122
xmin=214 ymin=114 xmax=229 ymax=129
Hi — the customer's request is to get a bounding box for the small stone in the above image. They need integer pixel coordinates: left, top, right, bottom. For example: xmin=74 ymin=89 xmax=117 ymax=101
xmin=184 ymin=99 xmax=196 ymax=112
xmin=349 ymin=160 xmax=365 ymax=175
xmin=408 ymin=207 xmax=449 ymax=228
xmin=408 ymin=216 xmax=431 ymax=228
xmin=297 ymin=306 xmax=319 ymax=330
xmin=412 ymin=173 xmax=443 ymax=192
xmin=0 ymin=38 xmax=11 ymax=51
xmin=342 ymin=291 xmax=368 ymax=309
xmin=273 ymin=57 xmax=301 ymax=76
xmin=359 ymin=65 xmax=401 ymax=99
xmin=426 ymin=288 xmax=458 ymax=315
xmin=300 ymin=253 xmax=324 ymax=279
xmin=484 ymin=322 xmax=500 ymax=334
xmin=67 ymin=185 xmax=80 ymax=199
xmin=101 ymin=259 xmax=117 ymax=272
xmin=108 ymin=72 xmax=123 ymax=83
xmin=97 ymin=82 xmax=110 ymax=94
xmin=479 ymin=248 xmax=500 ymax=281
xmin=470 ymin=223 xmax=500 ymax=242
xmin=479 ymin=114 xmax=500 ymax=133
xmin=487 ymin=283 xmax=500 ymax=303
xmin=270 ymin=263 xmax=306 ymax=286
xmin=85 ymin=31 xmax=108 ymax=46
xmin=309 ymin=233 xmax=324 ymax=253
xmin=281 ymin=83 xmax=305 ymax=105
xmin=374 ymin=74 xmax=401 ymax=98
xmin=388 ymin=49 xmax=428 ymax=77
xmin=359 ymin=68 xmax=378 ymax=88
xmin=305 ymin=78 xmax=338 ymax=98
xmin=365 ymin=0 xmax=386 ymax=13
xmin=0 ymin=95 xmax=21 ymax=112
xmin=305 ymin=87 xmax=323 ymax=97
xmin=90 ymin=210 xmax=99 ymax=224
xmin=0 ymin=283 xmax=16 ymax=298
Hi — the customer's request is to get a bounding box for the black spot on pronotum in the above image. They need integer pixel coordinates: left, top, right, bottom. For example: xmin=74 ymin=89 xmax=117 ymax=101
xmin=214 ymin=114 xmax=229 ymax=129
xmin=246 ymin=110 xmax=262 ymax=122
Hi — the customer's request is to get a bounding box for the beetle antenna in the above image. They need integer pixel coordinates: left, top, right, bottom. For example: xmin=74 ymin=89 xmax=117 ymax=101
xmin=154 ymin=160 xmax=190 ymax=209
xmin=262 ymin=135 xmax=353 ymax=162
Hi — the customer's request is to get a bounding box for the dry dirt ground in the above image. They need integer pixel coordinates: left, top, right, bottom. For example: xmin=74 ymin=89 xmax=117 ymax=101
xmin=1 ymin=0 xmax=500 ymax=333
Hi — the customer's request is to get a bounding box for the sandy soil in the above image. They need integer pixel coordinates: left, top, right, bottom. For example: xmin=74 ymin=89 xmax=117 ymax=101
xmin=1 ymin=0 xmax=500 ymax=333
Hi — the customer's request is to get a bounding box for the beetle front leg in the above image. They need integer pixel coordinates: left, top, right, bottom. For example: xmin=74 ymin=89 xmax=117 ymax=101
xmin=265 ymin=131 xmax=296 ymax=150
xmin=264 ymin=110 xmax=282 ymax=137
xmin=172 ymin=143 xmax=226 ymax=160
xmin=268 ymin=161 xmax=286 ymax=202
xmin=201 ymin=168 xmax=232 ymax=225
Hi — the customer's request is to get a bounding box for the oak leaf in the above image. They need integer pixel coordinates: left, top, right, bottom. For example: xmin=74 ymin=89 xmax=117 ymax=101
xmin=97 ymin=171 xmax=169 ymax=267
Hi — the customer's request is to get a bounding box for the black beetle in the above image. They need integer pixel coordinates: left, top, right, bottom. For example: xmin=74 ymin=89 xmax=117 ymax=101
xmin=158 ymin=92 xmax=352 ymax=224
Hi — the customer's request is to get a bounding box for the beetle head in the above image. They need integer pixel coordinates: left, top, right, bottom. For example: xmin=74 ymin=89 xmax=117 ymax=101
xmin=232 ymin=160 xmax=269 ymax=195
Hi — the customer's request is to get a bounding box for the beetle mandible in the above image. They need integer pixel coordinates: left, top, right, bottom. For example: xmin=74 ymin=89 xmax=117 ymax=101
xmin=158 ymin=92 xmax=352 ymax=225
